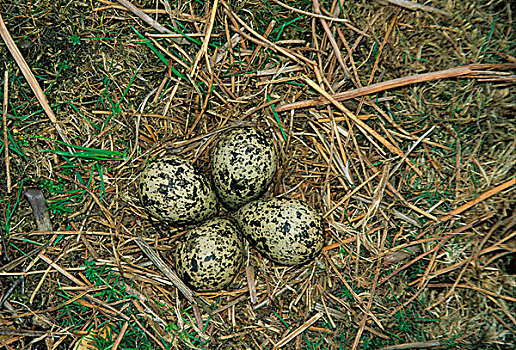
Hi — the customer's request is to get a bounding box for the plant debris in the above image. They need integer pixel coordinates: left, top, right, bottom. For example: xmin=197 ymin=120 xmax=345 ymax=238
xmin=0 ymin=0 xmax=514 ymax=349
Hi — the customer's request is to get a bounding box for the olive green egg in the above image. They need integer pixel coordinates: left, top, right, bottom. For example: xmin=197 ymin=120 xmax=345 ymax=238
xmin=139 ymin=156 xmax=218 ymax=225
xmin=236 ymin=197 xmax=324 ymax=265
xmin=210 ymin=126 xmax=277 ymax=210
xmin=175 ymin=217 xmax=244 ymax=291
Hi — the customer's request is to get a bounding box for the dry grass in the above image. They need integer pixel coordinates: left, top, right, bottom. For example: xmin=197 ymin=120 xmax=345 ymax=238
xmin=0 ymin=0 xmax=514 ymax=349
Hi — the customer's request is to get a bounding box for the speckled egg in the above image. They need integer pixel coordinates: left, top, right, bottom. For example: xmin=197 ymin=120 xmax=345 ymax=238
xmin=236 ymin=197 xmax=324 ymax=265
xmin=175 ymin=217 xmax=243 ymax=291
xmin=139 ymin=156 xmax=218 ymax=225
xmin=210 ymin=126 xmax=277 ymax=210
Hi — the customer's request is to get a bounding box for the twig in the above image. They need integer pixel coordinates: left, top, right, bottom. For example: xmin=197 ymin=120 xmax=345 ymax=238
xmin=0 ymin=274 xmax=23 ymax=308
xmin=275 ymin=63 xmax=516 ymax=112
xmin=2 ymin=70 xmax=10 ymax=193
xmin=190 ymin=0 xmax=218 ymax=75
xmin=378 ymin=340 xmax=442 ymax=350
xmin=134 ymin=238 xmax=210 ymax=308
xmin=55 ymin=173 xmax=116 ymax=228
xmin=245 ymin=265 xmax=258 ymax=304
xmin=377 ymin=0 xmax=451 ymax=17
xmin=323 ymin=170 xmax=380 ymax=218
xmin=358 ymin=163 xmax=391 ymax=233
xmin=0 ymin=245 xmax=48 ymax=272
xmin=247 ymin=20 xmax=275 ymax=69
xmin=317 ymin=287 xmax=336 ymax=329
xmin=322 ymin=251 xmax=383 ymax=329
xmin=352 ymin=226 xmax=388 ymax=350
xmin=426 ymin=283 xmax=516 ymax=303
xmin=380 ymin=211 xmax=496 ymax=286
xmin=303 ymin=77 xmax=403 ymax=157
xmin=37 ymin=257 xmax=131 ymax=320
xmin=0 ymin=226 xmax=8 ymax=262
xmin=378 ymin=235 xmax=452 ymax=286
xmin=273 ymin=0 xmax=349 ymax=23
xmin=273 ymin=312 xmax=323 ymax=348
xmin=210 ymin=294 xmax=247 ymax=315
xmin=313 ymin=0 xmax=348 ymax=77
xmin=0 ymin=328 xmax=67 ymax=338
xmin=221 ymin=0 xmax=316 ymax=66
xmin=126 ymin=315 xmax=166 ymax=350
xmin=0 ymin=14 xmax=72 ymax=152
xmin=215 ymin=33 xmax=240 ymax=65
xmin=24 ymin=188 xmax=52 ymax=232
xmin=112 ymin=321 xmax=129 ymax=350
xmin=438 ymin=178 xmax=516 ymax=222
xmin=365 ymin=8 xmax=398 ymax=87
xmin=38 ymin=254 xmax=84 ymax=286
xmin=388 ymin=126 xmax=435 ymax=180
xmin=363 ymin=157 xmax=437 ymax=221
xmin=146 ymin=36 xmax=189 ymax=69
xmin=485 ymin=294 xmax=516 ymax=329
xmin=410 ymin=225 xmax=515 ymax=288
xmin=115 ymin=0 xmax=179 ymax=38
xmin=68 ymin=290 xmax=131 ymax=321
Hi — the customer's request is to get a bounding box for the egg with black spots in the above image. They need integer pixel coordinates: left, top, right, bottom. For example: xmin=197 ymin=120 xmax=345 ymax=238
xmin=139 ymin=156 xmax=218 ymax=225
xmin=210 ymin=126 xmax=277 ymax=210
xmin=175 ymin=217 xmax=244 ymax=291
xmin=236 ymin=197 xmax=324 ymax=265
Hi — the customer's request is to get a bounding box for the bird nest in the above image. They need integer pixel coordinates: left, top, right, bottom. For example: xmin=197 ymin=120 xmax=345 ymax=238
xmin=0 ymin=0 xmax=514 ymax=349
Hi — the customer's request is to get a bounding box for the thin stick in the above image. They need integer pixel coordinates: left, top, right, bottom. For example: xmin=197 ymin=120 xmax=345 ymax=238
xmin=56 ymin=173 xmax=116 ymax=228
xmin=0 ymin=14 xmax=72 ymax=150
xmin=146 ymin=35 xmax=189 ymax=69
xmin=221 ymin=0 xmax=316 ymax=66
xmin=39 ymin=254 xmax=85 ymax=286
xmin=322 ymin=251 xmax=383 ymax=330
xmin=115 ymin=0 xmax=176 ymax=36
xmin=274 ymin=312 xmax=323 ymax=348
xmin=190 ymin=0 xmax=218 ymax=75
xmin=2 ymin=70 xmax=10 ymax=193
xmin=112 ymin=321 xmax=129 ymax=350
xmin=485 ymin=294 xmax=516 ymax=329
xmin=24 ymin=188 xmax=52 ymax=232
xmin=378 ymin=0 xmax=451 ymax=17
xmin=365 ymin=8 xmax=398 ymax=86
xmin=378 ymin=340 xmax=442 ymax=350
xmin=134 ymin=237 xmax=210 ymax=308
xmin=362 ymin=156 xmax=437 ymax=221
xmin=247 ymin=20 xmax=276 ymax=69
xmin=426 ymin=283 xmax=516 ymax=303
xmin=313 ymin=0 xmax=348 ymax=77
xmin=245 ymin=265 xmax=258 ymax=304
xmin=0 ymin=329 xmax=68 ymax=338
xmin=438 ymin=178 xmax=516 ymax=222
xmin=275 ymin=64 xmax=516 ymax=112
xmin=352 ymin=226 xmax=387 ymax=350
xmin=388 ymin=126 xmax=435 ymax=180
xmin=273 ymin=0 xmax=349 ymax=23
xmin=303 ymin=77 xmax=403 ymax=157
